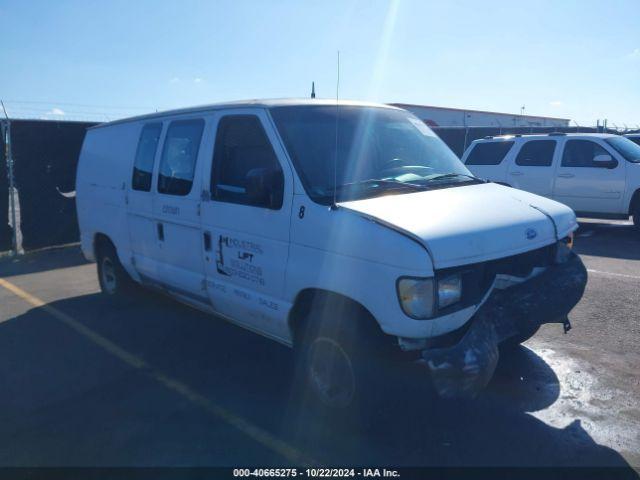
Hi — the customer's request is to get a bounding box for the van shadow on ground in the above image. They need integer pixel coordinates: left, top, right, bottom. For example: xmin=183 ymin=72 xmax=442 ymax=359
xmin=0 ymin=245 xmax=88 ymax=277
xmin=0 ymin=290 xmax=636 ymax=477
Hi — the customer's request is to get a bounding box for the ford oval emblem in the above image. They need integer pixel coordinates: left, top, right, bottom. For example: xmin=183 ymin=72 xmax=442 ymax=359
xmin=526 ymin=228 xmax=538 ymax=240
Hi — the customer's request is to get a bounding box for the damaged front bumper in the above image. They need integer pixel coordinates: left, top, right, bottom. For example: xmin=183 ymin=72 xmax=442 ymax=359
xmin=421 ymin=251 xmax=587 ymax=398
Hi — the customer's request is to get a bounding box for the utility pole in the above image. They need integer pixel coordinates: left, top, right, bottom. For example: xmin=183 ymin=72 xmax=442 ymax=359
xmin=1 ymin=100 xmax=17 ymax=255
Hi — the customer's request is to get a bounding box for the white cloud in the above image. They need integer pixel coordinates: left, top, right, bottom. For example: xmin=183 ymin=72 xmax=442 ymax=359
xmin=49 ymin=108 xmax=65 ymax=116
xmin=194 ymin=77 xmax=203 ymax=84
xmin=627 ymin=48 xmax=640 ymax=60
xmin=549 ymin=100 xmax=563 ymax=107
xmin=169 ymin=77 xmax=180 ymax=84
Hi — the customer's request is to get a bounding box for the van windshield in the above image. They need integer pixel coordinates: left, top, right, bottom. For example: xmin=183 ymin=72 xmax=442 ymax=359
xmin=270 ymin=105 xmax=476 ymax=204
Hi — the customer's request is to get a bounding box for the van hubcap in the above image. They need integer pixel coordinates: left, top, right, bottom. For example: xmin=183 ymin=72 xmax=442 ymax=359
xmin=308 ymin=337 xmax=355 ymax=409
xmin=101 ymin=257 xmax=117 ymax=294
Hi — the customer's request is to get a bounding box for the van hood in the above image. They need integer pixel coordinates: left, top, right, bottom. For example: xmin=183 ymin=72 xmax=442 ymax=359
xmin=338 ymin=182 xmax=577 ymax=269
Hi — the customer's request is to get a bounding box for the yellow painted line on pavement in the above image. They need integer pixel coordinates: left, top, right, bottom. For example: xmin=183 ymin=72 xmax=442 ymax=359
xmin=0 ymin=277 xmax=314 ymax=466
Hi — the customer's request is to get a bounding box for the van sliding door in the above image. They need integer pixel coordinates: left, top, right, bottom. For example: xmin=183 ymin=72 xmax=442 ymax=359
xmin=127 ymin=122 xmax=163 ymax=281
xmin=151 ymin=117 xmax=211 ymax=302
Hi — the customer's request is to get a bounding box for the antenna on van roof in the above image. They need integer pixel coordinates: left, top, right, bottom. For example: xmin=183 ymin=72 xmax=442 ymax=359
xmin=331 ymin=51 xmax=340 ymax=210
xmin=310 ymin=81 xmax=316 ymax=99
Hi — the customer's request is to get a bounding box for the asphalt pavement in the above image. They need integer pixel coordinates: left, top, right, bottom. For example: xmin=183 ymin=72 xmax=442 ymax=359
xmin=0 ymin=219 xmax=638 ymax=476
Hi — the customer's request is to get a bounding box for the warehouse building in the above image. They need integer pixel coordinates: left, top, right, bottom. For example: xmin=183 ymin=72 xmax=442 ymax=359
xmin=391 ymin=103 xmax=570 ymax=128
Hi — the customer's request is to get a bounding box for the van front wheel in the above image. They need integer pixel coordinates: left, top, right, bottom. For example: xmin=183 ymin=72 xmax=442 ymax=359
xmin=293 ymin=303 xmax=388 ymax=415
xmin=96 ymin=243 xmax=134 ymax=296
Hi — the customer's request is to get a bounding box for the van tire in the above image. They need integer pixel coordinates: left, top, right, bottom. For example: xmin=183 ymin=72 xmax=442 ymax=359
xmin=292 ymin=301 xmax=389 ymax=418
xmin=96 ymin=242 xmax=135 ymax=297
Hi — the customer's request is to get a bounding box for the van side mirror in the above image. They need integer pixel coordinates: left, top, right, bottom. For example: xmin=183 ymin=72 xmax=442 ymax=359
xmin=245 ymin=167 xmax=284 ymax=210
xmin=593 ymin=154 xmax=618 ymax=169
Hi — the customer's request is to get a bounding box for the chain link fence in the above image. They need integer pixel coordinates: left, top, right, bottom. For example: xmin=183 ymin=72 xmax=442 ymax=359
xmin=1 ymin=119 xmax=638 ymax=255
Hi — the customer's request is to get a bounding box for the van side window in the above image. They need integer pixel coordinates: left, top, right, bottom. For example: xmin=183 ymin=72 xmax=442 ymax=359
xmin=157 ymin=119 xmax=204 ymax=196
xmin=132 ymin=123 xmax=162 ymax=191
xmin=465 ymin=141 xmax=514 ymax=165
xmin=515 ymin=140 xmax=556 ymax=167
xmin=211 ymin=115 xmax=283 ymax=209
xmin=561 ymin=140 xmax=609 ymax=168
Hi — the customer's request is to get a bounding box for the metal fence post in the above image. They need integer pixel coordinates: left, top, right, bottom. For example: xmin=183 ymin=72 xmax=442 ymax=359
xmin=1 ymin=102 xmax=18 ymax=256
xmin=462 ymin=126 xmax=469 ymax=155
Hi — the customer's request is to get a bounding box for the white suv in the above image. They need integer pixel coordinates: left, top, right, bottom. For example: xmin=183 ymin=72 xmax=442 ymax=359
xmin=462 ymin=133 xmax=640 ymax=230
xmin=625 ymin=133 xmax=640 ymax=147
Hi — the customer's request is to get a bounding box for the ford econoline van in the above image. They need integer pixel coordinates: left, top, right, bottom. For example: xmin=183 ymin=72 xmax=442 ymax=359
xmin=76 ymin=99 xmax=587 ymax=409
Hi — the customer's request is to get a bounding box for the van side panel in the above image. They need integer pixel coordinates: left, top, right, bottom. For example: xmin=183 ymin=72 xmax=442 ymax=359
xmin=76 ymin=123 xmax=139 ymax=265
xmin=284 ymin=201 xmax=470 ymax=339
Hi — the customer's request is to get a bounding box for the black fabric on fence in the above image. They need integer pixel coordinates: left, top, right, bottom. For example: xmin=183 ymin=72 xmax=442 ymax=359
xmin=432 ymin=126 xmax=605 ymax=158
xmin=0 ymin=128 xmax=11 ymax=251
xmin=11 ymin=120 xmax=97 ymax=251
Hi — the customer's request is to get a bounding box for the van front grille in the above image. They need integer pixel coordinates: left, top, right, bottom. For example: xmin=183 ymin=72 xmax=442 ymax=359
xmin=435 ymin=243 xmax=556 ymax=316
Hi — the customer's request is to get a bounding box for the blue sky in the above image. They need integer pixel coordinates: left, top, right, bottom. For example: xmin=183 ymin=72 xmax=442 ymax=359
xmin=1 ymin=0 xmax=638 ymax=125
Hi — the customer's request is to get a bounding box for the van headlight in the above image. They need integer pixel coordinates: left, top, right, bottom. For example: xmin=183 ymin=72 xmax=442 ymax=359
xmin=397 ymin=273 xmax=463 ymax=319
xmin=438 ymin=273 xmax=462 ymax=309
xmin=397 ymin=277 xmax=435 ymax=319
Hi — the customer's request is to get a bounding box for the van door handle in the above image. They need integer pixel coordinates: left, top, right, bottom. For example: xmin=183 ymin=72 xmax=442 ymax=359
xmin=510 ymin=171 xmax=524 ymax=176
xmin=557 ymin=173 xmax=575 ymax=178
xmin=157 ymin=223 xmax=164 ymax=241
xmin=203 ymin=231 xmax=212 ymax=251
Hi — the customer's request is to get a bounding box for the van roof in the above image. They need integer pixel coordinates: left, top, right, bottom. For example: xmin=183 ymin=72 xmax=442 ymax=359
xmin=472 ymin=132 xmax=619 ymax=143
xmin=89 ymin=98 xmax=401 ymax=130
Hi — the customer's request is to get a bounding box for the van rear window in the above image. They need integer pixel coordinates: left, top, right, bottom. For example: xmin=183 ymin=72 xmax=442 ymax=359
xmin=157 ymin=119 xmax=204 ymax=196
xmin=132 ymin=123 xmax=162 ymax=191
xmin=465 ymin=141 xmax=514 ymax=165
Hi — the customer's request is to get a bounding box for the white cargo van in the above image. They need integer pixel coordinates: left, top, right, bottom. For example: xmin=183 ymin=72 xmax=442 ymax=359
xmin=462 ymin=133 xmax=640 ymax=230
xmin=76 ymin=100 xmax=587 ymax=409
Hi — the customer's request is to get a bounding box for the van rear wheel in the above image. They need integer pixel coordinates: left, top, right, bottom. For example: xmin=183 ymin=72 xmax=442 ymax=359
xmin=96 ymin=242 xmax=135 ymax=296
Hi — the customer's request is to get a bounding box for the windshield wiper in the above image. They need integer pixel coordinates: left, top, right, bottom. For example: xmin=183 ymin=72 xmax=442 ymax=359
xmin=422 ymin=173 xmax=484 ymax=183
xmin=334 ymin=178 xmax=426 ymax=193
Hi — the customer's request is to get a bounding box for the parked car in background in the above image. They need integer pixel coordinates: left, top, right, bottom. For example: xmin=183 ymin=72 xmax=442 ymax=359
xmin=76 ymin=100 xmax=587 ymax=411
xmin=624 ymin=133 xmax=640 ymax=147
xmin=462 ymin=133 xmax=640 ymax=231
